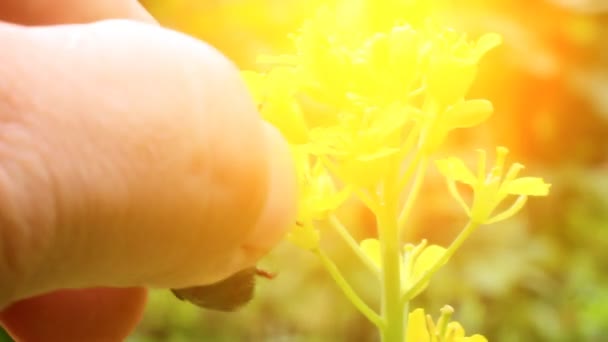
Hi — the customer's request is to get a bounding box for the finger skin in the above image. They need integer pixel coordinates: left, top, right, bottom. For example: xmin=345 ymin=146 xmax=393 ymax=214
xmin=0 ymin=0 xmax=156 ymax=25
xmin=240 ymin=124 xmax=298 ymax=260
xmin=0 ymin=19 xmax=296 ymax=307
xmin=0 ymin=287 xmax=147 ymax=342
xmin=0 ymin=3 xmax=296 ymax=342
xmin=2 ymin=3 xmax=157 ymax=341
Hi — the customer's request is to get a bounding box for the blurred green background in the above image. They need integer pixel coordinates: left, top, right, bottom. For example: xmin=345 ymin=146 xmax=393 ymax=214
xmin=4 ymin=1 xmax=608 ymax=341
xmin=131 ymin=0 xmax=608 ymax=341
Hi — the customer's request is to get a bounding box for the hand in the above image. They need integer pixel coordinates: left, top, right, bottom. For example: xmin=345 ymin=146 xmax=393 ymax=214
xmin=0 ymin=1 xmax=297 ymax=341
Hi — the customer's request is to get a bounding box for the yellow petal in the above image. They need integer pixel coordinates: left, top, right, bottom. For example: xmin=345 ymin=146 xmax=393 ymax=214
xmin=360 ymin=239 xmax=381 ymax=268
xmin=240 ymin=70 xmax=267 ymax=104
xmin=465 ymin=335 xmax=489 ymax=342
xmin=413 ymin=245 xmax=447 ymax=279
xmin=446 ymin=321 xmax=466 ymax=339
xmin=339 ymin=155 xmax=394 ymax=188
xmin=405 ymin=245 xmax=447 ymax=298
xmin=303 ymin=167 xmax=350 ymax=220
xmin=287 ymin=223 xmax=320 ymax=250
xmin=435 ymin=158 xmax=477 ymax=185
xmin=502 ymin=177 xmax=551 ymax=196
xmin=357 ymin=147 xmax=401 ymax=161
xmin=407 ymin=308 xmax=431 ymax=342
xmin=309 ymin=188 xmax=351 ymax=220
xmin=473 ymin=33 xmax=503 ymax=59
xmin=388 ymin=25 xmax=420 ymax=88
xmin=442 ymin=99 xmax=493 ymax=131
xmin=257 ymin=54 xmax=300 ymax=66
xmin=427 ymin=57 xmax=477 ymax=105
xmin=262 ymin=96 xmax=309 ymax=144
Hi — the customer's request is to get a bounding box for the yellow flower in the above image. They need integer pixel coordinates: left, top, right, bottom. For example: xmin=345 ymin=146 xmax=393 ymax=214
xmin=242 ymin=0 xmax=504 ymax=193
xmin=241 ymin=69 xmax=309 ymax=144
xmin=419 ymin=32 xmax=502 ymax=152
xmin=426 ymin=32 xmax=502 ymax=106
xmin=360 ymin=238 xmax=447 ymax=297
xmin=406 ymin=306 xmax=488 ymax=342
xmin=420 ymin=99 xmax=494 ymax=153
xmin=360 ymin=238 xmax=381 ymax=269
xmin=407 ymin=308 xmax=430 ymax=341
xmin=436 ymin=147 xmax=551 ymax=224
xmin=444 ymin=322 xmax=488 ymax=342
xmin=286 ymin=148 xmax=350 ymax=250
xmin=295 ymin=149 xmax=350 ymax=223
xmin=287 ymin=221 xmax=320 ymax=251
xmin=306 ymin=104 xmax=413 ymax=188
xmin=407 ymin=242 xmax=447 ymax=298
xmin=142 ymin=0 xmax=334 ymax=68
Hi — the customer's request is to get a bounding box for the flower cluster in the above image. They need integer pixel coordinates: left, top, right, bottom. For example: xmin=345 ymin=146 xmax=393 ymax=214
xmin=242 ymin=0 xmax=506 ymax=232
xmin=241 ymin=0 xmax=551 ymax=340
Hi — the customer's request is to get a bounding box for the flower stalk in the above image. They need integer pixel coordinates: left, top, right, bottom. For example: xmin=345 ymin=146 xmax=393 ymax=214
xmin=378 ymin=205 xmax=406 ymax=342
xmin=315 ymin=249 xmax=384 ymax=329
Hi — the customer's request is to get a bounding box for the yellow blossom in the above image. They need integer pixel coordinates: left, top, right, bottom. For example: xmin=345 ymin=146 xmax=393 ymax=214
xmin=406 ymin=306 xmax=488 ymax=342
xmin=435 ymin=146 xmax=551 ymax=224
xmin=407 ymin=308 xmax=430 ymax=341
xmin=242 ymin=0 xmax=504 ymax=191
xmin=360 ymin=238 xmax=447 ymax=297
xmin=157 ymin=0 xmax=552 ymax=341
xmin=287 ymin=221 xmax=320 ymax=251
xmin=426 ymin=32 xmax=502 ymax=106
xmin=295 ymin=149 xmax=350 ymax=222
xmin=407 ymin=242 xmax=447 ymax=298
xmin=241 ymin=69 xmax=309 ymax=144
xmin=287 ymin=148 xmax=350 ymax=250
xmin=360 ymin=238 xmax=381 ymax=270
xmin=419 ymin=32 xmax=502 ymax=152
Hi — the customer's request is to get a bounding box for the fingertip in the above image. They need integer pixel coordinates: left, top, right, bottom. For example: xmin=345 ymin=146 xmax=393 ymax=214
xmin=0 ymin=19 xmax=276 ymax=295
xmin=0 ymin=17 xmax=289 ymax=295
xmin=237 ymin=122 xmax=298 ymax=264
xmin=0 ymin=287 xmax=147 ymax=342
xmin=0 ymin=0 xmax=157 ymax=25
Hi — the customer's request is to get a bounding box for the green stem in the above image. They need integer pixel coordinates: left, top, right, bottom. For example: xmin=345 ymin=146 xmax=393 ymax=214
xmin=329 ymin=215 xmax=380 ymax=277
xmin=403 ymin=300 xmax=410 ymax=341
xmin=397 ymin=157 xmax=428 ymax=235
xmin=396 ymin=149 xmax=423 ymax=193
xmin=315 ymin=249 xmax=384 ymax=329
xmin=401 ymin=220 xmax=481 ymax=302
xmin=377 ymin=206 xmax=406 ymax=342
